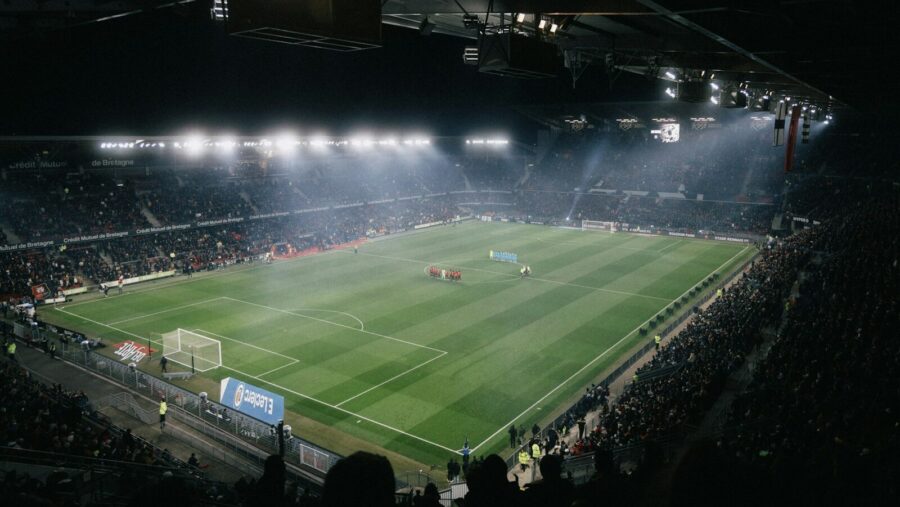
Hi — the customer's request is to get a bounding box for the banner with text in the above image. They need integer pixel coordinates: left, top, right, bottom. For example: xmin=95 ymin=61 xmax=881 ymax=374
xmin=219 ymin=377 xmax=285 ymax=425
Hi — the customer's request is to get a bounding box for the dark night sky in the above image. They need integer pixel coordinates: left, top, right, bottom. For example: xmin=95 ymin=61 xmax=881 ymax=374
xmin=0 ymin=6 xmax=656 ymax=139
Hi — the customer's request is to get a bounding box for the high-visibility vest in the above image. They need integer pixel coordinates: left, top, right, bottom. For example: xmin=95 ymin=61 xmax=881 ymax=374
xmin=654 ymin=335 xmax=661 ymax=345
xmin=716 ymin=289 xmax=724 ymax=298
xmin=531 ymin=443 xmax=542 ymax=459
xmin=159 ymin=401 xmax=168 ymax=415
xmin=518 ymin=451 xmax=530 ymax=465
xmin=7 ymin=343 xmax=15 ymax=354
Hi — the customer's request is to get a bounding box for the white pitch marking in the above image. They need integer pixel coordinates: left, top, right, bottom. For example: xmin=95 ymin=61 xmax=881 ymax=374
xmin=657 ymin=239 xmax=683 ymax=254
xmin=222 ymin=297 xmax=447 ymax=354
xmin=257 ymin=360 xmax=302 ymax=378
xmin=470 ymin=245 xmax=750 ymax=452
xmin=335 ymin=351 xmax=448 ymax=408
xmin=194 ymin=329 xmax=301 ymax=363
xmin=217 ymin=364 xmax=461 ymax=454
xmin=292 ymin=308 xmax=365 ymax=331
xmin=106 ymin=297 xmax=226 ymax=326
xmin=53 ymin=307 xmax=459 ymax=454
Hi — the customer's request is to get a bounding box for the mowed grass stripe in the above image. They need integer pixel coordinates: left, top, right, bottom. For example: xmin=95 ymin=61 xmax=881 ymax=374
xmin=345 ymin=291 xmax=657 ymax=442
xmin=45 ymin=222 xmax=754 ymax=466
xmin=342 ymin=239 xmax=676 ymax=435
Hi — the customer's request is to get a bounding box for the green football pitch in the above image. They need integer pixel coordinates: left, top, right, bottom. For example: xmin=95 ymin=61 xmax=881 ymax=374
xmin=45 ymin=221 xmax=754 ymax=467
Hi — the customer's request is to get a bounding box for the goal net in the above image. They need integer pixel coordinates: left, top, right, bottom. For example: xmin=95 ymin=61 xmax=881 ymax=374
xmin=582 ymin=220 xmax=617 ymax=232
xmin=161 ymin=329 xmax=222 ymax=373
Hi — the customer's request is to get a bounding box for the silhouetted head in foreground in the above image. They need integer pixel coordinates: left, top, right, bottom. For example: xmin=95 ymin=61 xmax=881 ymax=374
xmin=323 ymin=451 xmax=395 ymax=507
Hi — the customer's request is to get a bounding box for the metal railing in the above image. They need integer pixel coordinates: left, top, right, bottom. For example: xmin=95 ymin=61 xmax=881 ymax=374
xmin=43 ymin=342 xmax=341 ymax=478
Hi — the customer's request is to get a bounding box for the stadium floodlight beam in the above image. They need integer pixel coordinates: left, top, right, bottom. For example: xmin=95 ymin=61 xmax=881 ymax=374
xmin=309 ymin=137 xmax=329 ymax=148
xmin=183 ymin=134 xmax=206 ymax=156
xmin=275 ymin=133 xmax=300 ymax=155
xmin=219 ymin=137 xmax=238 ymax=151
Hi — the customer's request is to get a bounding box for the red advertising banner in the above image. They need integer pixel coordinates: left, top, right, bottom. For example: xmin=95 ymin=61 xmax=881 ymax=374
xmin=113 ymin=340 xmax=155 ymax=363
xmin=31 ymin=284 xmax=49 ymax=301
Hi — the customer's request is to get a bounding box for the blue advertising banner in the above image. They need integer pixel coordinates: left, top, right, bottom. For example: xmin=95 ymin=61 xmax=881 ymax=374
xmin=219 ymin=377 xmax=285 ymax=425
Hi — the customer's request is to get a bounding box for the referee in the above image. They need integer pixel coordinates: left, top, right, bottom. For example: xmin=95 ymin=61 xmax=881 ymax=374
xmin=159 ymin=397 xmax=168 ymax=431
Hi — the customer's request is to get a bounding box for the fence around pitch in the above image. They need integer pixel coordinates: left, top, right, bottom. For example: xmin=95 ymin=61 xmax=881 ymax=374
xmin=48 ymin=343 xmax=341 ymax=477
xmin=503 ymin=248 xmax=760 ymax=470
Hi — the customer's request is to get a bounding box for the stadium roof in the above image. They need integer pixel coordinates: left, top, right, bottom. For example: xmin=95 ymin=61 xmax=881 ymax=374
xmin=4 ymin=1 xmax=891 ymax=113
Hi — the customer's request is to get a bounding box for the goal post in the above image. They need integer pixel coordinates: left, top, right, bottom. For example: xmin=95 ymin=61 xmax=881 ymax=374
xmin=162 ymin=329 xmax=222 ymax=373
xmin=582 ymin=220 xmax=617 ymax=232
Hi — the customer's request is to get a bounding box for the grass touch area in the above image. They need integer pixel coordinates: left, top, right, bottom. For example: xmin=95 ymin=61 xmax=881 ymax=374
xmin=42 ymin=221 xmax=755 ymax=470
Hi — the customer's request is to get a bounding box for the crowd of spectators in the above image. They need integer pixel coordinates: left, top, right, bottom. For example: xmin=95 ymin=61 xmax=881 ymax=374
xmin=508 ymin=191 xmax=774 ymax=235
xmin=565 ymin=226 xmax=818 ymax=460
xmin=524 ymin=126 xmax=782 ymax=202
xmin=0 ymin=249 xmax=82 ymax=297
xmin=1 ymin=194 xmax=459 ymax=296
xmin=0 ymin=357 xmax=237 ymax=506
xmin=698 ymin=196 xmax=900 ymax=505
xmin=0 ymin=171 xmax=147 ymax=241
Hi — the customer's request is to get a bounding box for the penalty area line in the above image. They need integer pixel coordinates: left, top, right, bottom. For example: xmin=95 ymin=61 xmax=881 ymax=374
xmin=106 ymin=297 xmax=227 ymax=326
xmin=222 ymin=297 xmax=446 ymax=354
xmin=335 ymin=350 xmax=448 ymax=408
xmin=52 ymin=307 xmax=459 ymax=454
xmin=218 ymin=364 xmax=461 ymax=455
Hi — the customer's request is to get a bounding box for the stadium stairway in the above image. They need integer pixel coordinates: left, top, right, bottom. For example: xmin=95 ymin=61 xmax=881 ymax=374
xmin=0 ymin=221 xmax=23 ymax=244
xmin=771 ymin=212 xmax=784 ymax=231
xmin=13 ymin=344 xmax=252 ymax=484
xmin=238 ymin=191 xmax=259 ymax=214
xmin=140 ymin=205 xmax=163 ymax=227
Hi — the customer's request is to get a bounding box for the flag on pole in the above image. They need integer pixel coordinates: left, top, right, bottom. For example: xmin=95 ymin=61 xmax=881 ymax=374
xmin=784 ymin=105 xmax=802 ymax=172
xmin=773 ymin=101 xmax=787 ymax=146
xmin=801 ymin=110 xmax=811 ymax=144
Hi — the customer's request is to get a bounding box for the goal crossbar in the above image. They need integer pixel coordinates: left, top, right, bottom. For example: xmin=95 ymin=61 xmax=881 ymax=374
xmin=161 ymin=328 xmax=222 ymax=373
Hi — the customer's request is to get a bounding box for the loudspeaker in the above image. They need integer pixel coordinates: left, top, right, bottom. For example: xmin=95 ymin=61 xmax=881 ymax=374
xmin=478 ymin=33 xmax=559 ymax=79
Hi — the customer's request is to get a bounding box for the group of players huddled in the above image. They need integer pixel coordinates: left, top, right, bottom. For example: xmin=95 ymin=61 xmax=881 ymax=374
xmin=428 ymin=266 xmax=461 ymax=281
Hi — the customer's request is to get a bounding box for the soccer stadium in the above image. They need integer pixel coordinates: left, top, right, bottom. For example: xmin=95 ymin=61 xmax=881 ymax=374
xmin=0 ymin=2 xmax=896 ymax=507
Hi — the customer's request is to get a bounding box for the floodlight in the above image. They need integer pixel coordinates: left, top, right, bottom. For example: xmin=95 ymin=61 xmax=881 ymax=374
xmin=550 ymin=23 xmax=558 ymax=33
xmin=516 ymin=13 xmax=525 ymax=23
xmin=274 ymin=133 xmax=299 ymax=155
xmin=665 ymin=71 xmax=676 ymax=80
xmin=538 ymin=19 xmax=547 ymax=29
xmin=709 ymin=82 xmax=719 ymax=90
xmin=665 ymin=87 xmax=676 ymax=98
xmin=710 ymin=96 xmax=719 ymax=105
